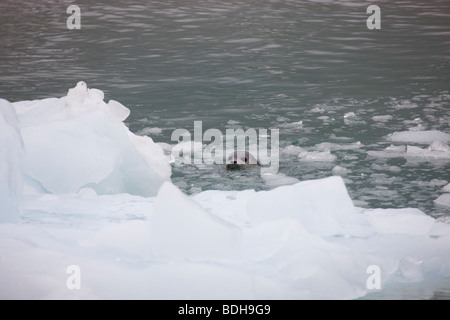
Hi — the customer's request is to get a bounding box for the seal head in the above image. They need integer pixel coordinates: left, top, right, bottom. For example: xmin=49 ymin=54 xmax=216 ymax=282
xmin=225 ymin=151 xmax=260 ymax=170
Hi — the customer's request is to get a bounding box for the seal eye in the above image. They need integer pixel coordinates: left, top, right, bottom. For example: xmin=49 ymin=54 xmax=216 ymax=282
xmin=233 ymin=160 xmax=237 ymax=164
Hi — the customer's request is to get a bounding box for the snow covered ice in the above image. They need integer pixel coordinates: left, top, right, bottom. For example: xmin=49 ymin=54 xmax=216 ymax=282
xmin=1 ymin=83 xmax=450 ymax=299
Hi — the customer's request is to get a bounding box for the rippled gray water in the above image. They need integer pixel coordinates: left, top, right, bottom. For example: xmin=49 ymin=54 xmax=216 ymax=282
xmin=1 ymin=0 xmax=450 ymax=298
xmin=2 ymin=0 xmax=449 ymax=217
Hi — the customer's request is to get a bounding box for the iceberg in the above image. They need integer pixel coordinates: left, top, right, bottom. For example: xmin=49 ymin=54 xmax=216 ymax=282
xmin=14 ymin=82 xmax=170 ymax=196
xmin=365 ymin=208 xmax=435 ymax=235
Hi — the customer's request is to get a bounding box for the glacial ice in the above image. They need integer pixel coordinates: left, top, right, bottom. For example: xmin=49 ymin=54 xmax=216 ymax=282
xmin=372 ymin=115 xmax=393 ymax=122
xmin=388 ymin=130 xmax=450 ymax=144
xmin=365 ymin=208 xmax=435 ymax=235
xmin=434 ymin=194 xmax=450 ymax=208
xmin=0 ymin=99 xmax=23 ymax=222
xmin=434 ymin=181 xmax=450 ymax=208
xmin=151 ymin=182 xmax=242 ymax=261
xmin=14 ymin=81 xmax=170 ymax=196
xmin=247 ymin=176 xmax=374 ymax=237
xmin=298 ymin=148 xmax=337 ymax=162
xmin=368 ymin=141 xmax=450 ymax=160
xmin=443 ymin=183 xmax=450 ymax=193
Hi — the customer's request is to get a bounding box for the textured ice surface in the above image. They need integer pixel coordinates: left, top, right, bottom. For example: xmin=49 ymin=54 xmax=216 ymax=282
xmin=0 ymin=99 xmax=23 ymax=222
xmin=298 ymin=148 xmax=337 ymax=162
xmin=443 ymin=183 xmax=450 ymax=193
xmin=14 ymin=82 xmax=170 ymax=196
xmin=151 ymin=182 xmax=242 ymax=261
xmin=388 ymin=130 xmax=450 ymax=144
xmin=434 ymin=194 xmax=450 ymax=208
xmin=247 ymin=176 xmax=374 ymax=237
xmin=1 ymin=176 xmax=449 ymax=300
xmin=365 ymin=208 xmax=435 ymax=235
xmin=368 ymin=142 xmax=450 ymax=160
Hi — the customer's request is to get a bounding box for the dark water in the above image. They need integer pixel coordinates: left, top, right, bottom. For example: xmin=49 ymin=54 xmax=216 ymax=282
xmin=1 ymin=0 xmax=450 ymax=300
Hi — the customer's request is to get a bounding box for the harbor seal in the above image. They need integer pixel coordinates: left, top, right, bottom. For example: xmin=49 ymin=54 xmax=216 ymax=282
xmin=225 ymin=151 xmax=260 ymax=170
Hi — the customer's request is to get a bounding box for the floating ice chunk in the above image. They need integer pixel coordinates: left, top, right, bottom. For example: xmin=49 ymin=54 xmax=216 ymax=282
xmin=299 ymin=149 xmax=336 ymax=162
xmin=289 ymin=120 xmax=303 ymax=128
xmin=310 ymin=106 xmax=325 ymax=113
xmin=434 ymin=194 xmax=450 ymax=208
xmin=172 ymin=141 xmax=204 ymax=164
xmin=137 ymin=127 xmax=162 ymax=136
xmin=317 ymin=115 xmax=332 ymax=123
xmin=371 ymin=163 xmax=401 ymax=173
xmin=247 ymin=176 xmax=374 ymax=237
xmin=329 ymin=134 xmax=353 ymax=141
xmin=404 ymin=117 xmax=423 ymax=125
xmin=105 ymin=99 xmax=130 ymax=122
xmin=392 ymin=100 xmax=419 ymax=110
xmin=418 ymin=179 xmax=448 ymax=187
xmin=406 ymin=146 xmax=428 ymax=156
xmin=0 ymin=99 xmax=23 ymax=223
xmin=262 ymin=173 xmax=299 ymax=187
xmin=408 ymin=123 xmax=425 ymax=131
xmin=279 ymin=120 xmax=304 ymax=132
xmin=388 ymin=130 xmax=450 ymax=144
xmin=442 ymin=183 xmax=450 ymax=193
xmin=315 ymin=141 xmax=361 ymax=151
xmin=344 ymin=112 xmax=356 ymax=119
xmin=413 ymin=180 xmax=448 ymax=191
xmin=281 ymin=145 xmax=303 ymax=155
xmin=365 ymin=208 xmax=435 ymax=235
xmin=15 ymin=82 xmax=170 ymax=196
xmin=94 ymin=221 xmax=154 ymax=259
xmin=367 ymin=144 xmax=406 ymax=158
xmin=372 ymin=115 xmax=393 ymax=122
xmin=369 ymin=141 xmax=450 ymax=160
xmin=406 ymin=141 xmax=450 ymax=159
xmin=151 ymin=182 xmax=242 ymax=261
xmin=429 ymin=140 xmax=450 ymax=152
xmin=332 ymin=165 xmax=349 ymax=176
xmin=385 ymin=145 xmax=406 ymax=152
